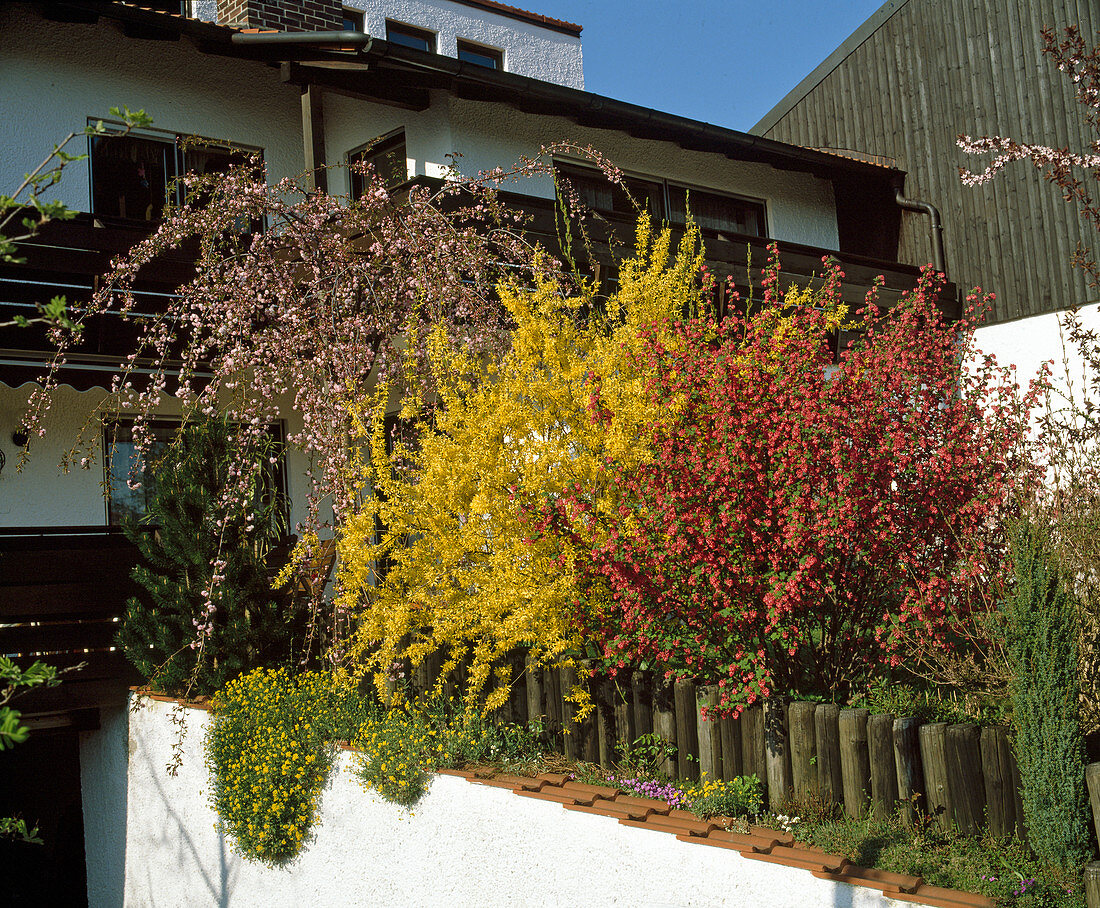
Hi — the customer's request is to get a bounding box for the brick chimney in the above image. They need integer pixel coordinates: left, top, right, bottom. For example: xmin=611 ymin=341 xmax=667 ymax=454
xmin=217 ymin=0 xmax=343 ymax=32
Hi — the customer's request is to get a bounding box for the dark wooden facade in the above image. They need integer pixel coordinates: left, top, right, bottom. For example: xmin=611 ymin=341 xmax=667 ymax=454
xmin=754 ymin=0 xmax=1098 ymax=325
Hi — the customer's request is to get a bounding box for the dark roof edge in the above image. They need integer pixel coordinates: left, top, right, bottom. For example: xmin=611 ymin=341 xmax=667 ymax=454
xmin=446 ymin=0 xmax=582 ymax=37
xmin=750 ymin=0 xmax=911 ymax=137
xmin=364 ymin=41 xmax=901 ymax=178
xmin=37 ymin=2 xmax=898 ymax=180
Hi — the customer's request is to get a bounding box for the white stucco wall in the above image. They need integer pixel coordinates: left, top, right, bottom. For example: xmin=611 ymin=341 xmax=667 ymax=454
xmin=81 ymin=704 xmax=130 ymax=908
xmin=973 ymin=306 xmax=1100 ymax=401
xmin=445 ymin=97 xmax=841 ymax=249
xmin=119 ymin=695 xmax=925 ymax=908
xmin=0 ymin=8 xmax=304 ymax=214
xmin=0 ymin=382 xmax=314 ymax=532
xmin=343 ymin=0 xmax=584 ymax=88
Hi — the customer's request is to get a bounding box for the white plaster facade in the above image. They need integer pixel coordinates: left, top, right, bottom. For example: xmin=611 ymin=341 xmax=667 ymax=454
xmin=188 ymin=0 xmax=584 ymax=88
xmin=111 ymin=695 xmax=928 ymax=908
xmin=345 ymin=0 xmax=584 ymax=88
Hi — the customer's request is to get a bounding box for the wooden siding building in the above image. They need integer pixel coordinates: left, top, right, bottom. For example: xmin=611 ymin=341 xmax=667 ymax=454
xmin=753 ymin=0 xmax=1098 ymax=325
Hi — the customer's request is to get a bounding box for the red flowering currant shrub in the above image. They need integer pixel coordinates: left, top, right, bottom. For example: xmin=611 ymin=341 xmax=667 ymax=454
xmin=548 ymin=261 xmax=1043 ymax=714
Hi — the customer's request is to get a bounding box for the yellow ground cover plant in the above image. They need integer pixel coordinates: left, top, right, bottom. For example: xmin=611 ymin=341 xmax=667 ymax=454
xmin=337 ymin=218 xmax=708 ymax=710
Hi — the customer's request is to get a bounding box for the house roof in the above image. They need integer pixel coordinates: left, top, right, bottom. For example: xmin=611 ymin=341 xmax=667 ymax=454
xmin=443 ymin=0 xmax=582 ymax=37
xmin=750 ymin=0 xmax=912 ymax=136
xmin=37 ymin=1 xmax=903 ymax=185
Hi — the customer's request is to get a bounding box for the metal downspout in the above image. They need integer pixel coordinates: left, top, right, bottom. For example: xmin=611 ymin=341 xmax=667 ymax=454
xmin=895 ymin=189 xmax=946 ymax=276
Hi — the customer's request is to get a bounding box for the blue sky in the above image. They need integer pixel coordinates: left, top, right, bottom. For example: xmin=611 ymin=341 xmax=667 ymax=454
xmin=543 ymin=0 xmax=886 ymax=132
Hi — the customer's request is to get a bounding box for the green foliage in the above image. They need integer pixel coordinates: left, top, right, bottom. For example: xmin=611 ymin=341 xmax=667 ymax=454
xmin=616 ymin=733 xmax=678 ymax=779
xmin=0 ymin=816 xmax=42 ymax=846
xmin=204 ymin=667 xmax=355 ymax=864
xmin=117 ymin=416 xmax=299 ymax=696
xmin=685 ymin=775 xmax=764 ymax=819
xmin=0 ymin=658 xmax=60 ymax=751
xmin=788 ymin=809 xmax=1082 ymax=908
xmin=354 ymin=706 xmax=445 ymax=807
xmin=354 ymin=697 xmax=544 ymax=807
xmin=1003 ymin=519 xmax=1091 ymax=871
xmin=854 ymin=681 xmax=1008 ymax=727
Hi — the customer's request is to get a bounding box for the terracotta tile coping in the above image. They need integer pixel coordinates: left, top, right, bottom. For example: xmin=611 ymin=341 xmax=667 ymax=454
xmin=132 ymin=692 xmax=994 ymax=908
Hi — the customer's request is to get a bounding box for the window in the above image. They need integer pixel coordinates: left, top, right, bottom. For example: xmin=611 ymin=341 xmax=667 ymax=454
xmin=385 ymin=20 xmax=435 ymax=53
xmin=555 ymin=163 xmax=664 ymax=221
xmin=90 ymin=127 xmax=260 ymax=223
xmin=104 ymin=420 xmax=287 ymax=526
xmin=348 ymin=129 xmax=408 ymax=198
xmin=667 ymin=185 xmax=766 ymax=238
xmin=342 ymin=7 xmax=364 ymax=31
xmin=457 ymin=39 xmax=503 ymax=70
xmin=555 ymin=162 xmax=766 ymax=238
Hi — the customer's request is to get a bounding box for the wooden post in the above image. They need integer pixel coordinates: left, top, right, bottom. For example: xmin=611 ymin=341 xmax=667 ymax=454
xmin=1085 ymin=862 xmax=1100 ymax=908
xmin=919 ymin=722 xmax=953 ymax=832
xmin=697 ymin=685 xmax=723 ymax=781
xmin=525 ymin=655 xmax=543 ymax=724
xmin=560 ymin=663 xmax=580 ymax=761
xmin=981 ymin=726 xmax=1017 ymax=839
xmin=893 ymin=717 xmax=925 ymax=825
xmin=632 ymin=671 xmax=653 ymax=740
xmin=674 ymin=679 xmax=700 ymax=781
xmin=507 ymin=652 xmax=527 ymax=724
xmin=1086 ymin=763 xmax=1100 ymax=848
xmin=594 ymin=677 xmax=615 ymax=768
xmin=719 ymin=711 xmax=743 ymax=780
xmin=613 ymin=675 xmax=636 ymax=757
xmin=839 ymin=708 xmax=871 ymax=818
xmin=867 ymin=713 xmax=898 ymax=819
xmin=764 ymin=696 xmax=792 ymax=810
xmin=741 ymin=704 xmax=767 ymax=790
xmin=652 ymin=677 xmax=678 ymax=777
xmin=788 ymin=701 xmax=817 ymax=802
xmin=945 ymin=724 xmax=984 ymax=835
xmin=815 ymin=703 xmax=843 ymax=806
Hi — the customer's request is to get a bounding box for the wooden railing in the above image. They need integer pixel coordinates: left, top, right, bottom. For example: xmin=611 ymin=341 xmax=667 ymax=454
xmin=0 ymin=526 xmax=143 ymax=712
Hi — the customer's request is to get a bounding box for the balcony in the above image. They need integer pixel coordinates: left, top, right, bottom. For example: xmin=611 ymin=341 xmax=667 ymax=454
xmin=0 ymin=526 xmax=142 ymax=715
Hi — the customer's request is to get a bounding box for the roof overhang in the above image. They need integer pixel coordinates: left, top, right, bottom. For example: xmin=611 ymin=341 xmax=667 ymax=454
xmin=32 ymin=1 xmax=903 ymax=184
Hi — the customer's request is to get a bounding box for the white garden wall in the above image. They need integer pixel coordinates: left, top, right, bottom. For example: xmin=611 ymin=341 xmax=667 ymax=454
xmin=116 ymin=695 xmax=927 ymax=908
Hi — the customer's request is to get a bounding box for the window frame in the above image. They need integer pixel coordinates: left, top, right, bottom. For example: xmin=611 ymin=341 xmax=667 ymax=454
xmin=456 ymin=38 xmax=504 ymax=70
xmin=103 ymin=418 xmax=288 ymax=528
xmin=342 ymin=7 xmax=364 ymax=31
xmin=553 ymin=158 xmax=769 ymax=239
xmin=347 ymin=128 xmax=409 ymax=198
xmin=87 ymin=119 xmax=263 ymax=225
xmin=385 ymin=19 xmax=437 ymax=53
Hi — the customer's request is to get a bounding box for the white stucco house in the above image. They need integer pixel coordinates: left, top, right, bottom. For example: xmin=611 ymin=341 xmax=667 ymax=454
xmin=0 ymin=1 xmax=961 ymax=903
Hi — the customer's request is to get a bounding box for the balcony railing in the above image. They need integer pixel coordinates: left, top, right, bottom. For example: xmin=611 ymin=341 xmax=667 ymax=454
xmin=0 ymin=526 xmax=142 ymax=713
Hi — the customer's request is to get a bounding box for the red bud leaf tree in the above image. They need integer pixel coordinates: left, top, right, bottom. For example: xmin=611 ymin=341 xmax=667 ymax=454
xmin=543 ymin=256 xmax=1044 ymax=714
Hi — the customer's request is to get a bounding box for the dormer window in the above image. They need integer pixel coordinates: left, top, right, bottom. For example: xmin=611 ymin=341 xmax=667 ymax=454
xmin=342 ymin=7 xmax=364 ymax=31
xmin=457 ymin=39 xmax=503 ymax=70
xmin=386 ymin=20 xmax=436 ymax=53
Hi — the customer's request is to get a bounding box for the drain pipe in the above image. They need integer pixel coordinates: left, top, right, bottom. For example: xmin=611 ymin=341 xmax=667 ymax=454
xmin=895 ymin=188 xmax=946 ymax=276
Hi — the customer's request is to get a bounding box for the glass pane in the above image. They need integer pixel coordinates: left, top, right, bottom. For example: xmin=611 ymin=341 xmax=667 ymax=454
xmin=91 ymin=134 xmax=174 ymax=222
xmin=105 ymin=424 xmax=173 ymax=525
xmin=458 ymin=43 xmax=501 ymax=69
xmin=350 ymin=132 xmax=407 ymax=196
xmin=386 ymin=22 xmax=434 ymax=52
xmin=668 ymin=186 xmax=765 ymax=237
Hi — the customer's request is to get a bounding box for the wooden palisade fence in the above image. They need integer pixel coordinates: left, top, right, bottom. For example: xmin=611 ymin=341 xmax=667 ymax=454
xmin=411 ymin=658 xmax=1032 ymax=839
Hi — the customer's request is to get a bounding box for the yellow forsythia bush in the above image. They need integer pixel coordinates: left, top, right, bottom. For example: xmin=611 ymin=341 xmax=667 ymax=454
xmin=338 ymin=218 xmax=708 ymax=709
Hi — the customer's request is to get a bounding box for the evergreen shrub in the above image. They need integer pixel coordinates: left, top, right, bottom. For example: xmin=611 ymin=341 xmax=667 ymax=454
xmin=1004 ymin=519 xmax=1091 ymax=870
xmin=117 ymin=416 xmax=300 ymax=695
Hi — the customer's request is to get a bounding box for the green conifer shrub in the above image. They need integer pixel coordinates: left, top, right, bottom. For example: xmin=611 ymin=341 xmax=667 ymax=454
xmin=1004 ymin=518 xmax=1091 ymax=869
xmin=117 ymin=417 xmax=301 ymax=696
